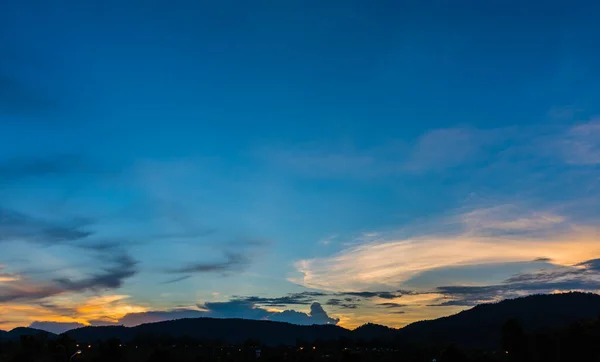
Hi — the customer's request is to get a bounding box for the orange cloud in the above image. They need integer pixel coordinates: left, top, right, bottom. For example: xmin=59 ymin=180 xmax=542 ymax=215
xmin=292 ymin=207 xmax=600 ymax=292
xmin=0 ymin=294 xmax=147 ymax=330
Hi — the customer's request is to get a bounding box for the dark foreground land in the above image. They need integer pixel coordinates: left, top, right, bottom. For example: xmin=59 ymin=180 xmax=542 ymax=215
xmin=3 ymin=292 xmax=600 ymax=362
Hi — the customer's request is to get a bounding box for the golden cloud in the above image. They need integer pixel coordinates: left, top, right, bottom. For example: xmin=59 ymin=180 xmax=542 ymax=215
xmin=292 ymin=209 xmax=600 ymax=292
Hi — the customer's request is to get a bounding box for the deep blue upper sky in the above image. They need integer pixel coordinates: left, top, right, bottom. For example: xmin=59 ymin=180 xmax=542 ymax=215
xmin=1 ymin=0 xmax=600 ymax=331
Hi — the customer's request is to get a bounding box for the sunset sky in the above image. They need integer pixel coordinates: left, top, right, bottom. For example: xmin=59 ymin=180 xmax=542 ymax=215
xmin=1 ymin=1 xmax=600 ymax=333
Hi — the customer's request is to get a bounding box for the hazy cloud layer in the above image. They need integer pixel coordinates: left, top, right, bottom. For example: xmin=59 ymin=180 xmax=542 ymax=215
xmin=95 ymin=301 xmax=338 ymax=328
xmin=293 ymin=206 xmax=600 ymax=292
xmin=561 ymin=119 xmax=600 ymax=165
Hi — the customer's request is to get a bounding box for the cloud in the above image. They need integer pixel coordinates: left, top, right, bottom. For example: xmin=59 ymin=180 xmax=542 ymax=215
xmin=169 ymin=251 xmax=251 ymax=274
xmin=404 ymin=128 xmax=508 ymax=172
xmin=271 ymin=302 xmax=339 ymax=325
xmin=461 ymin=205 xmax=567 ymax=236
xmin=430 ymin=257 xmax=600 ymax=306
xmin=560 ymin=119 xmax=600 ymax=165
xmin=378 ymin=302 xmax=408 ymax=309
xmin=112 ymin=301 xmax=338 ymax=327
xmin=116 ymin=309 xmax=205 ymax=327
xmin=234 ymin=291 xmax=406 ymax=310
xmin=343 ymin=291 xmax=402 ymax=299
xmin=577 ymin=258 xmax=600 ymax=271
xmin=0 ymin=281 xmax=63 ymax=303
xmin=292 ymin=207 xmax=600 ymax=292
xmin=0 ymin=252 xmax=137 ymax=303
xmin=0 ymin=208 xmax=92 ymax=245
xmin=319 ymin=234 xmax=338 ymax=245
xmin=160 ymin=275 xmax=191 ymax=284
xmin=258 ymin=127 xmax=511 ymax=178
xmin=237 ymin=291 xmax=327 ymax=306
xmin=29 ymin=321 xmax=85 ymax=334
xmin=0 ymin=293 xmax=147 ymax=331
xmin=325 ymin=299 xmax=358 ymax=309
xmin=0 ymin=269 xmax=19 ymax=282
xmin=87 ymin=319 xmax=120 ymax=326
xmin=54 ymin=252 xmax=137 ymax=292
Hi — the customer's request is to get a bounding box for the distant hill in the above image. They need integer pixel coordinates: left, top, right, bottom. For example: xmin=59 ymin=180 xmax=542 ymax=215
xmin=397 ymin=292 xmax=600 ymax=348
xmin=0 ymin=327 xmax=56 ymax=341
xmin=6 ymin=292 xmax=600 ymax=349
xmin=352 ymin=323 xmax=397 ymax=342
xmin=66 ymin=318 xmax=351 ymax=345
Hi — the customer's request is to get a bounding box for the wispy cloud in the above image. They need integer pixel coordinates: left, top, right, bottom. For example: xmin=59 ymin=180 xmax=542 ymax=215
xmin=169 ymin=251 xmax=251 ymax=275
xmin=160 ymin=275 xmax=191 ymax=285
xmin=292 ymin=206 xmax=600 ymax=292
xmin=0 ymin=207 xmax=92 ymax=245
xmin=461 ymin=205 xmax=567 ymax=235
xmin=560 ymin=119 xmax=600 ymax=165
xmin=236 ymin=291 xmax=327 ymax=306
xmin=258 ymin=118 xmax=600 ymax=182
xmin=430 ymin=258 xmax=600 ymax=307
xmin=0 ymin=294 xmax=147 ymax=331
xmin=403 ymin=127 xmax=509 ymax=172
xmin=0 ymin=250 xmax=138 ymax=303
xmin=256 ymin=128 xmax=506 ymax=177
xmin=319 ymin=234 xmax=338 ymax=245
xmin=53 ymin=252 xmax=137 ymax=292
xmin=378 ymin=302 xmax=408 ymax=309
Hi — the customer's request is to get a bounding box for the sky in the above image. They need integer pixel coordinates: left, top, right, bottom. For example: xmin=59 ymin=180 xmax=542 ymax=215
xmin=1 ymin=0 xmax=600 ymax=333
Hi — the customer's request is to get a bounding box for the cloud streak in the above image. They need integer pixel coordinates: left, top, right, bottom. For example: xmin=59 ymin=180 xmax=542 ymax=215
xmin=0 ymin=208 xmax=92 ymax=245
xmin=169 ymin=251 xmax=251 ymax=275
xmin=0 ymin=252 xmax=138 ymax=303
xmin=292 ymin=207 xmax=600 ymax=292
xmin=560 ymin=119 xmax=600 ymax=165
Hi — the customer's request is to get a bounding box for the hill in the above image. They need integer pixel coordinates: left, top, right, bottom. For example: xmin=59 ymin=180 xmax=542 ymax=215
xmin=6 ymin=292 xmax=600 ymax=349
xmin=397 ymin=292 xmax=600 ymax=348
xmin=352 ymin=323 xmax=397 ymax=342
xmin=66 ymin=318 xmax=351 ymax=345
xmin=0 ymin=327 xmax=56 ymax=341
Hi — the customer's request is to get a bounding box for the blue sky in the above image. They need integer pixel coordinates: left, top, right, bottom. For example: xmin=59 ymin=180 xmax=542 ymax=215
xmin=1 ymin=0 xmax=600 ymax=332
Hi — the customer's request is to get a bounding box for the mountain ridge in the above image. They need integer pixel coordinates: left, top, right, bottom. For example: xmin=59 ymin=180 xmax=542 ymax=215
xmin=4 ymin=292 xmax=600 ymax=348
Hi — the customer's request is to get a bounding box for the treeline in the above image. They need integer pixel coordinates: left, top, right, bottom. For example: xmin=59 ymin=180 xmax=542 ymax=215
xmin=3 ymin=316 xmax=600 ymax=362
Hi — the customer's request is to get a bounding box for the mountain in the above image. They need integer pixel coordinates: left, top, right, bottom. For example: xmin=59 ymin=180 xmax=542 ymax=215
xmin=66 ymin=318 xmax=351 ymax=345
xmin=0 ymin=327 xmax=56 ymax=341
xmin=352 ymin=323 xmax=397 ymax=342
xmin=7 ymin=292 xmax=600 ymax=349
xmin=397 ymin=292 xmax=600 ymax=348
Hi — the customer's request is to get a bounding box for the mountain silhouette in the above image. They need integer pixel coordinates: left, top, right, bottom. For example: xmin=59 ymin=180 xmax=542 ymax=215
xmin=0 ymin=327 xmax=55 ymax=341
xmin=397 ymin=292 xmax=600 ymax=348
xmin=65 ymin=318 xmax=350 ymax=345
xmin=4 ymin=292 xmax=600 ymax=348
